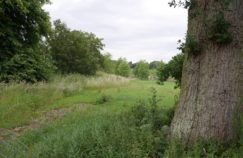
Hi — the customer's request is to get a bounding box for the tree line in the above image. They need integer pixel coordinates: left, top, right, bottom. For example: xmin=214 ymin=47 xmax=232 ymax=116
xmin=0 ymin=0 xmax=184 ymax=85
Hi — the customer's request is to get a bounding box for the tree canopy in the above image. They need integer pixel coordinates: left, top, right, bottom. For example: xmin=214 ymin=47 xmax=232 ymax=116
xmin=49 ymin=20 xmax=104 ymax=75
xmin=0 ymin=0 xmax=53 ymax=82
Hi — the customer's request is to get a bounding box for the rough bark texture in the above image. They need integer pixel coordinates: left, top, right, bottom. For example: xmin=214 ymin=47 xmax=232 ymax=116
xmin=171 ymin=0 xmax=243 ymax=144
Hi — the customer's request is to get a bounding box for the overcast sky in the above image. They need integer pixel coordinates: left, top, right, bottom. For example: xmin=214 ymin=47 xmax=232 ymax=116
xmin=44 ymin=0 xmax=188 ymax=62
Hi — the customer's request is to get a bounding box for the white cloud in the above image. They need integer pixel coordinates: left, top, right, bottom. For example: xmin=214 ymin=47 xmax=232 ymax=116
xmin=44 ymin=0 xmax=188 ymax=62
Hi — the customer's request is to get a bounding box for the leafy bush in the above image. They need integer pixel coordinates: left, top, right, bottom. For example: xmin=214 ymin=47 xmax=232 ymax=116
xmin=0 ymin=50 xmax=54 ymax=83
xmin=157 ymin=53 xmax=184 ymax=88
xmin=96 ymin=94 xmax=112 ymax=104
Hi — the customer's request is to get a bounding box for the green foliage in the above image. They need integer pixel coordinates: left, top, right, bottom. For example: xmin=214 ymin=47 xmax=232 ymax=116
xmin=222 ymin=0 xmax=231 ymax=9
xmin=149 ymin=61 xmax=161 ymax=69
xmin=96 ymin=94 xmax=112 ymax=104
xmin=165 ymin=139 xmax=186 ymax=158
xmin=209 ymin=13 xmax=233 ymax=44
xmin=0 ymin=0 xmax=53 ymax=82
xmin=101 ymin=53 xmax=115 ymax=73
xmin=115 ymin=58 xmax=131 ymax=77
xmin=0 ymin=49 xmax=54 ymax=83
xmin=134 ymin=60 xmax=150 ymax=80
xmin=234 ymin=100 xmax=243 ymax=146
xmin=4 ymin=76 xmax=241 ymax=157
xmin=157 ymin=54 xmax=184 ymax=88
xmin=165 ymin=139 xmax=243 ymax=158
xmin=169 ymin=0 xmax=195 ymax=9
xmin=157 ymin=61 xmax=168 ymax=84
xmin=0 ymin=74 xmax=130 ymax=128
xmin=182 ymin=35 xmax=201 ymax=55
xmin=49 ymin=20 xmax=104 ymax=75
xmin=0 ymin=88 xmax=175 ymax=158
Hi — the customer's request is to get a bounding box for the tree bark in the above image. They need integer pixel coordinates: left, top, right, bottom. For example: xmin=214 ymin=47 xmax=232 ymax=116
xmin=170 ymin=0 xmax=243 ymax=144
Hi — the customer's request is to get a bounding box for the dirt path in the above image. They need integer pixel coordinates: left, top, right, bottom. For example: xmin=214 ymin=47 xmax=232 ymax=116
xmin=0 ymin=104 xmax=89 ymax=141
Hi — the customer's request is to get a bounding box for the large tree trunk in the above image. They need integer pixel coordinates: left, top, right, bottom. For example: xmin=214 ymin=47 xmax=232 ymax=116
xmin=170 ymin=0 xmax=243 ymax=144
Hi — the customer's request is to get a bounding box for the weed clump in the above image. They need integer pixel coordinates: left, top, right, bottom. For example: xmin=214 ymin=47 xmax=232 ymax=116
xmin=96 ymin=94 xmax=112 ymax=104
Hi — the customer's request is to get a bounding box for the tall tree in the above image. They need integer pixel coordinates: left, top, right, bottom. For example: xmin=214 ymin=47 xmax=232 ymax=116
xmin=49 ymin=20 xmax=104 ymax=75
xmin=170 ymin=0 xmax=243 ymax=144
xmin=0 ymin=0 xmax=53 ymax=82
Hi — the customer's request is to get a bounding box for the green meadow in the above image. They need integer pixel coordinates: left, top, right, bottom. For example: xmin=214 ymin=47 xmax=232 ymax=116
xmin=0 ymin=74 xmax=179 ymax=158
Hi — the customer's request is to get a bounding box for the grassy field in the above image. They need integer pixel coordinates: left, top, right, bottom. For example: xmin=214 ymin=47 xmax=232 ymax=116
xmin=0 ymin=74 xmax=180 ymax=157
xmin=0 ymin=74 xmax=178 ymax=129
xmin=1 ymin=74 xmax=242 ymax=158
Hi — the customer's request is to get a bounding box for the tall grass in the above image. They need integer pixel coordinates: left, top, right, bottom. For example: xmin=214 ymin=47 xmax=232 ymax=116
xmin=0 ymin=74 xmax=129 ymax=128
xmin=0 ymin=93 xmax=173 ymax=158
xmin=0 ymin=84 xmax=242 ymax=157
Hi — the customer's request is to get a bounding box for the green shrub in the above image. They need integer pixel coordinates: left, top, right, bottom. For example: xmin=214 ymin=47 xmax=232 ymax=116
xmin=184 ymin=35 xmax=201 ymax=55
xmin=157 ymin=53 xmax=184 ymax=88
xmin=96 ymin=94 xmax=112 ymax=104
xmin=0 ymin=51 xmax=54 ymax=83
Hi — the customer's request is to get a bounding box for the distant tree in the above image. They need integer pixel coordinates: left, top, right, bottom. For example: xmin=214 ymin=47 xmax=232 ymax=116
xmin=134 ymin=60 xmax=150 ymax=80
xmin=156 ymin=61 xmax=167 ymax=83
xmin=128 ymin=61 xmax=136 ymax=69
xmin=157 ymin=54 xmax=184 ymax=88
xmin=149 ymin=61 xmax=161 ymax=69
xmin=102 ymin=53 xmax=115 ymax=73
xmin=115 ymin=58 xmax=131 ymax=77
xmin=0 ymin=0 xmax=54 ymax=83
xmin=49 ymin=20 xmax=104 ymax=75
